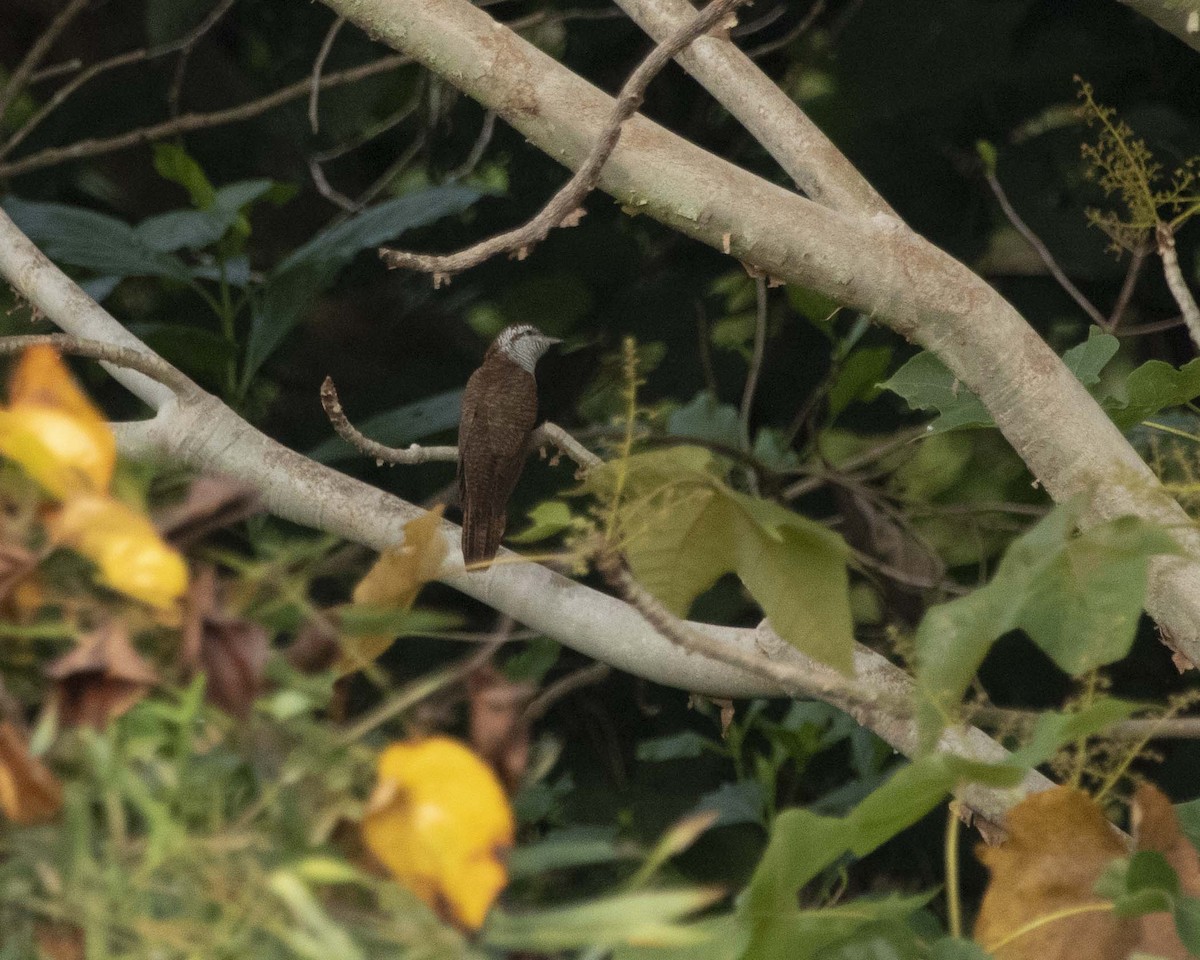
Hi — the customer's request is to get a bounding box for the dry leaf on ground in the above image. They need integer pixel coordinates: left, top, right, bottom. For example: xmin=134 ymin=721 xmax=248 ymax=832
xmin=182 ymin=566 xmax=271 ymax=717
xmin=46 ymin=621 xmax=159 ymax=728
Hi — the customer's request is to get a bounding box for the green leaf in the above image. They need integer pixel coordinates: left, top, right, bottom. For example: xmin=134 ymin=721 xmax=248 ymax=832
xmin=244 ymin=186 xmax=479 ymax=383
xmin=586 ymin=447 xmax=854 ymax=672
xmin=510 ymin=501 xmax=576 ymax=544
xmin=668 ymin=391 xmax=746 ymax=450
xmin=3 ymin=197 xmax=191 ymax=281
xmin=1007 ymin=697 xmax=1145 ymax=769
xmin=1173 ymin=796 xmax=1200 ymax=854
xmin=879 ymin=351 xmax=993 ymax=433
xmin=828 ymin=346 xmax=893 ymax=418
xmin=275 ymin=185 xmax=479 ymax=273
xmin=1062 ymin=328 xmax=1121 ymax=386
xmin=483 ymin=888 xmax=725 ymax=952
xmin=307 ymin=388 xmax=463 ymax=463
xmin=1174 ymin=895 xmax=1200 ymax=953
xmin=153 ymin=143 xmax=216 ymax=209
xmin=916 ymin=502 xmax=1177 ymax=741
xmin=689 ymin=780 xmax=765 ymax=828
xmin=508 ymin=830 xmax=631 ymax=878
xmin=744 ymin=893 xmax=933 ymax=960
xmin=335 ymin=606 xmax=463 ymax=637
xmin=882 ymin=331 xmax=1119 ymax=433
xmin=612 ymin=915 xmax=748 ymax=960
xmin=741 ymin=752 xmax=1019 ymax=951
xmin=751 ymin=427 xmax=800 ymax=471
xmin=1105 ymin=358 xmax=1200 ymax=430
xmin=637 ymin=730 xmax=713 ymax=762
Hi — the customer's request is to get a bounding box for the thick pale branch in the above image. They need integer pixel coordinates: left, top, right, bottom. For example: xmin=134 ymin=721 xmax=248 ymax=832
xmin=318 ymin=0 xmax=1200 ymax=669
xmin=1118 ymin=0 xmax=1200 ymax=54
xmin=613 ymin=0 xmax=895 ymax=216
xmin=379 ymin=0 xmax=745 ymax=280
xmin=0 ymin=205 xmax=1051 ymax=826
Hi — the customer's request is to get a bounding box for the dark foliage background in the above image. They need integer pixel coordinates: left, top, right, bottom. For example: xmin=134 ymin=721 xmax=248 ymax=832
xmin=3 ymin=0 xmax=1200 ymax=928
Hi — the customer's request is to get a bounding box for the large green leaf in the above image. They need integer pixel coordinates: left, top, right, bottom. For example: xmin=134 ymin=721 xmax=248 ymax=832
xmin=243 ymin=186 xmax=479 ymax=384
xmin=586 ymin=447 xmax=853 ymax=672
xmin=668 ymin=391 xmax=746 ymax=450
xmin=135 ymin=179 xmax=274 ymax=252
xmin=1104 ymin=357 xmax=1200 ymax=430
xmin=3 ymin=197 xmax=191 ymax=282
xmin=880 ymin=329 xmax=1119 ymax=433
xmin=916 ymin=502 xmax=1177 ymax=742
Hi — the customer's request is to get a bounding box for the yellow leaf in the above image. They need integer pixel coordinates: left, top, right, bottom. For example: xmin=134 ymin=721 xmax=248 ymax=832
xmin=0 ymin=346 xmax=115 ymax=496
xmin=338 ymin=506 xmax=447 ymax=671
xmin=50 ymin=494 xmax=188 ymax=611
xmin=362 ymin=736 xmax=514 ymax=931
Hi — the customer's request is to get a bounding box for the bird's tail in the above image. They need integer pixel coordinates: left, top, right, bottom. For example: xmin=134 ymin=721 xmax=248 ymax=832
xmin=462 ymin=504 xmax=505 ymax=568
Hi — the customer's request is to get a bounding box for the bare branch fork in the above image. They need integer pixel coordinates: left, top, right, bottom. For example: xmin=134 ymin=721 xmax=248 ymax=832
xmin=378 ymin=0 xmax=747 ymax=284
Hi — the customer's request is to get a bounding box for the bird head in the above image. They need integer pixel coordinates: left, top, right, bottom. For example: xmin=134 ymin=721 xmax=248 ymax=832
xmin=494 ymin=324 xmax=562 ymax=373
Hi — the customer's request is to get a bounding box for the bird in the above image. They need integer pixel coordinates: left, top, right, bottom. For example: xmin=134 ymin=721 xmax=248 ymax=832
xmin=457 ymin=324 xmax=560 ymax=567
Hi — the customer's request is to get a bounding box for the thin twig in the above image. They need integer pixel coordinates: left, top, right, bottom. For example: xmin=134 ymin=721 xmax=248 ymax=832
xmin=323 ymin=131 xmax=428 ymax=226
xmin=522 ymin=661 xmax=612 ymax=724
xmin=696 ymin=300 xmax=719 ymax=395
xmin=167 ymin=0 xmax=238 ymax=117
xmin=309 ymin=15 xmax=346 ymax=134
xmin=0 ymin=0 xmax=91 ymax=133
xmin=320 ymin=375 xmax=601 ymax=471
xmin=0 ymin=54 xmax=411 ymax=178
xmin=445 ymin=109 xmax=497 ymax=182
xmin=739 ymin=275 xmax=768 ymax=443
xmin=308 ymin=158 xmax=360 ymax=212
xmin=1114 ymin=315 xmax=1185 ymax=338
xmin=0 ymin=334 xmax=197 ymax=396
xmin=27 ymin=59 xmax=83 ymax=85
xmin=745 ymin=0 xmax=825 ymax=59
xmin=1156 ymin=223 xmax=1200 ymax=350
xmin=984 ymin=170 xmax=1107 ymax=328
xmin=0 ymin=0 xmax=238 ymax=161
xmin=311 ymin=79 xmax=425 ymax=163
xmin=379 ymin=0 xmax=746 ymax=284
xmin=1107 ymin=243 xmax=1148 ymax=331
xmin=320 ymin=376 xmax=458 ymax=465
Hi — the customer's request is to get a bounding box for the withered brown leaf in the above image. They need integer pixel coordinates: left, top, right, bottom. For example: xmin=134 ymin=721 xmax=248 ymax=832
xmin=46 ymin=621 xmax=159 ymax=728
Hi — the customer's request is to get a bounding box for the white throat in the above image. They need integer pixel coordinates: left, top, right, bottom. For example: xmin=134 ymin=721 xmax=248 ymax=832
xmin=497 ymin=326 xmax=552 ymax=374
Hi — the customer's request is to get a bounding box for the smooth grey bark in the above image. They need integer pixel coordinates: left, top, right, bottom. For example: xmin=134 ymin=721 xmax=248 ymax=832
xmin=318 ymin=0 xmax=1200 ymax=668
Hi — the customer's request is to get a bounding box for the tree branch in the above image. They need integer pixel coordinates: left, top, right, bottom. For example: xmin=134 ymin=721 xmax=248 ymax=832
xmin=320 ymin=0 xmax=1200 ymax=671
xmin=1156 ymin=223 xmax=1200 ymax=349
xmin=0 ymin=334 xmax=198 ymax=397
xmin=0 ymin=0 xmax=238 ymax=160
xmin=0 ymin=54 xmax=412 ymax=179
xmin=0 ymin=0 xmax=90 ymax=133
xmin=984 ymin=169 xmax=1107 ymax=328
xmin=0 ymin=202 xmax=1054 ymax=827
xmin=379 ymin=0 xmax=746 ymax=282
xmin=611 ymin=0 xmax=894 ymax=216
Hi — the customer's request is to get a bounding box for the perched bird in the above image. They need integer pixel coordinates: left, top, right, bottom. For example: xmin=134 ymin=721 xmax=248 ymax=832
xmin=458 ymin=324 xmax=560 ymax=567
